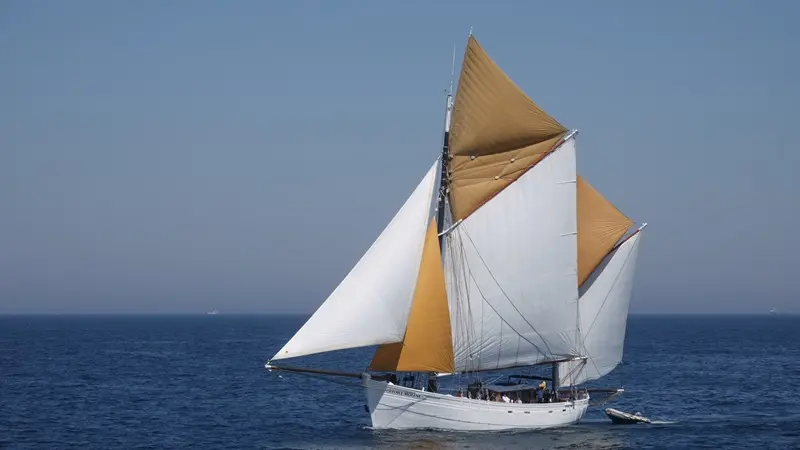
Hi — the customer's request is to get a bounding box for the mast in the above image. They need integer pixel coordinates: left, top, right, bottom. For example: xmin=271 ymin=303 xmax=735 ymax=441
xmin=436 ymin=46 xmax=456 ymax=247
xmin=421 ymin=46 xmax=455 ymax=393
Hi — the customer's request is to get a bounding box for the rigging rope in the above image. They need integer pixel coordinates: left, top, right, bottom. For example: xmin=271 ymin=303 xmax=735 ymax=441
xmin=460 ymin=226 xmax=554 ymax=359
xmin=445 ymin=225 xmax=481 ymax=374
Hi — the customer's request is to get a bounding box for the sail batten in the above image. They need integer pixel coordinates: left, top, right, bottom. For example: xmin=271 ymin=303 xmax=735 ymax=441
xmin=270 ymin=161 xmax=440 ymax=361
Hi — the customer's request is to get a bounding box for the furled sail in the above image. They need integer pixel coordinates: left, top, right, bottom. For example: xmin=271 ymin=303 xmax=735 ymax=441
xmin=369 ymin=218 xmax=455 ymax=373
xmin=577 ymin=176 xmax=634 ymax=286
xmin=445 ymin=138 xmax=580 ymax=373
xmin=447 ymin=35 xmax=568 ymax=221
xmin=270 ymin=161 xmax=439 ymax=361
xmin=557 ymin=231 xmax=643 ymax=387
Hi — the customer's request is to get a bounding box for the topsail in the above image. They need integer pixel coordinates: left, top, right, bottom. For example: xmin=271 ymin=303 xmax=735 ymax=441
xmin=447 ymin=36 xmax=569 ymax=221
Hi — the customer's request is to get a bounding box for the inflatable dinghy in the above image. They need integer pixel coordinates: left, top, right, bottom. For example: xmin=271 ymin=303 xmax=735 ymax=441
xmin=605 ymin=408 xmax=651 ymax=424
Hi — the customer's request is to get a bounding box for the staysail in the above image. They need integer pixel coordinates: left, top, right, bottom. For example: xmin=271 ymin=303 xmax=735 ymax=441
xmin=557 ymin=231 xmax=644 ymax=386
xmin=369 ymin=217 xmax=455 ymax=373
xmin=270 ymin=161 xmax=439 ymax=361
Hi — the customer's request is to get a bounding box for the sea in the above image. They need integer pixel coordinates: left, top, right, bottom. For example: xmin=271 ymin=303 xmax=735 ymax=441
xmin=1 ymin=314 xmax=798 ymax=450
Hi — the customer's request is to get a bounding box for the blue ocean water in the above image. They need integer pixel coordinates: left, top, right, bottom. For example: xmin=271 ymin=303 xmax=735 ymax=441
xmin=1 ymin=315 xmax=798 ymax=449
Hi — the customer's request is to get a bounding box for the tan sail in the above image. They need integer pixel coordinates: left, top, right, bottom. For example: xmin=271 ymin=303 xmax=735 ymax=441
xmin=577 ymin=176 xmax=633 ymax=286
xmin=369 ymin=219 xmax=455 ymax=373
xmin=448 ymin=35 xmax=568 ymax=220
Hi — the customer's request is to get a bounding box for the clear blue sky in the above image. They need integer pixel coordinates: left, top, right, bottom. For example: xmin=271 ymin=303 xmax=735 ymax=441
xmin=2 ymin=1 xmax=798 ymax=314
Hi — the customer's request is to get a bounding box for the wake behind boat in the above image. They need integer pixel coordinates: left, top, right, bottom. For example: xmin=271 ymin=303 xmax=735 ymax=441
xmin=265 ymin=31 xmax=647 ymax=432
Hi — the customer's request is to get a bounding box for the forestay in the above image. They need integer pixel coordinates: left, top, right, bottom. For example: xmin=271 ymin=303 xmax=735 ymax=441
xmin=557 ymin=232 xmax=643 ymax=386
xmin=271 ymin=161 xmax=439 ymax=361
xmin=445 ymin=138 xmax=580 ymax=373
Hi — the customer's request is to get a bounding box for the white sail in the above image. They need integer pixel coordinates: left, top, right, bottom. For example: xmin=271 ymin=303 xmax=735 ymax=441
xmin=265 ymin=32 xmax=650 ymax=434
xmin=445 ymin=139 xmax=580 ymax=372
xmin=557 ymin=231 xmax=643 ymax=387
xmin=271 ymin=161 xmax=439 ymax=361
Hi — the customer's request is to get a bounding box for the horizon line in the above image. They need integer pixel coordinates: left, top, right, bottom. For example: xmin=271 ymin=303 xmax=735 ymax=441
xmin=0 ymin=311 xmax=795 ymax=317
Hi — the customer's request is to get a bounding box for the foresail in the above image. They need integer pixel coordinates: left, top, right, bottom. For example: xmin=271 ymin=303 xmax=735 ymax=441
xmin=271 ymin=161 xmax=439 ymax=361
xmin=557 ymin=231 xmax=643 ymax=387
xmin=369 ymin=218 xmax=455 ymax=373
xmin=448 ymin=35 xmax=568 ymax=221
xmin=445 ymin=138 xmax=579 ymax=373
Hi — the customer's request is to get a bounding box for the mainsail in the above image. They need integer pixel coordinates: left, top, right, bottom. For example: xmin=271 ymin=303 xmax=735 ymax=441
xmin=271 ymin=161 xmax=439 ymax=361
xmin=270 ymin=34 xmax=644 ymax=390
xmin=445 ymin=137 xmax=579 ymax=372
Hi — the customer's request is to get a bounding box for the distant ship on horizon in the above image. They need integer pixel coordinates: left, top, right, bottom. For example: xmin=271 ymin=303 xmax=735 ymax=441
xmin=207 ymin=309 xmax=219 ymax=315
xmin=769 ymin=308 xmax=777 ymax=314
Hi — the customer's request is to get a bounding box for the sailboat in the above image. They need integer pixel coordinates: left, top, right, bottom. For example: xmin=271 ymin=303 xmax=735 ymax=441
xmin=265 ymin=33 xmax=647 ymax=431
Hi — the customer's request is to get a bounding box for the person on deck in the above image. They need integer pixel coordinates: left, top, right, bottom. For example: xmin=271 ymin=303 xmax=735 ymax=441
xmin=536 ymin=381 xmax=546 ymax=403
xmin=427 ymin=373 xmax=438 ymax=393
xmin=502 ymin=394 xmax=511 ymax=403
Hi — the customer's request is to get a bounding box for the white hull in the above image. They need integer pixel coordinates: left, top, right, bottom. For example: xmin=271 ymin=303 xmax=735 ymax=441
xmin=362 ymin=375 xmax=589 ymax=431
